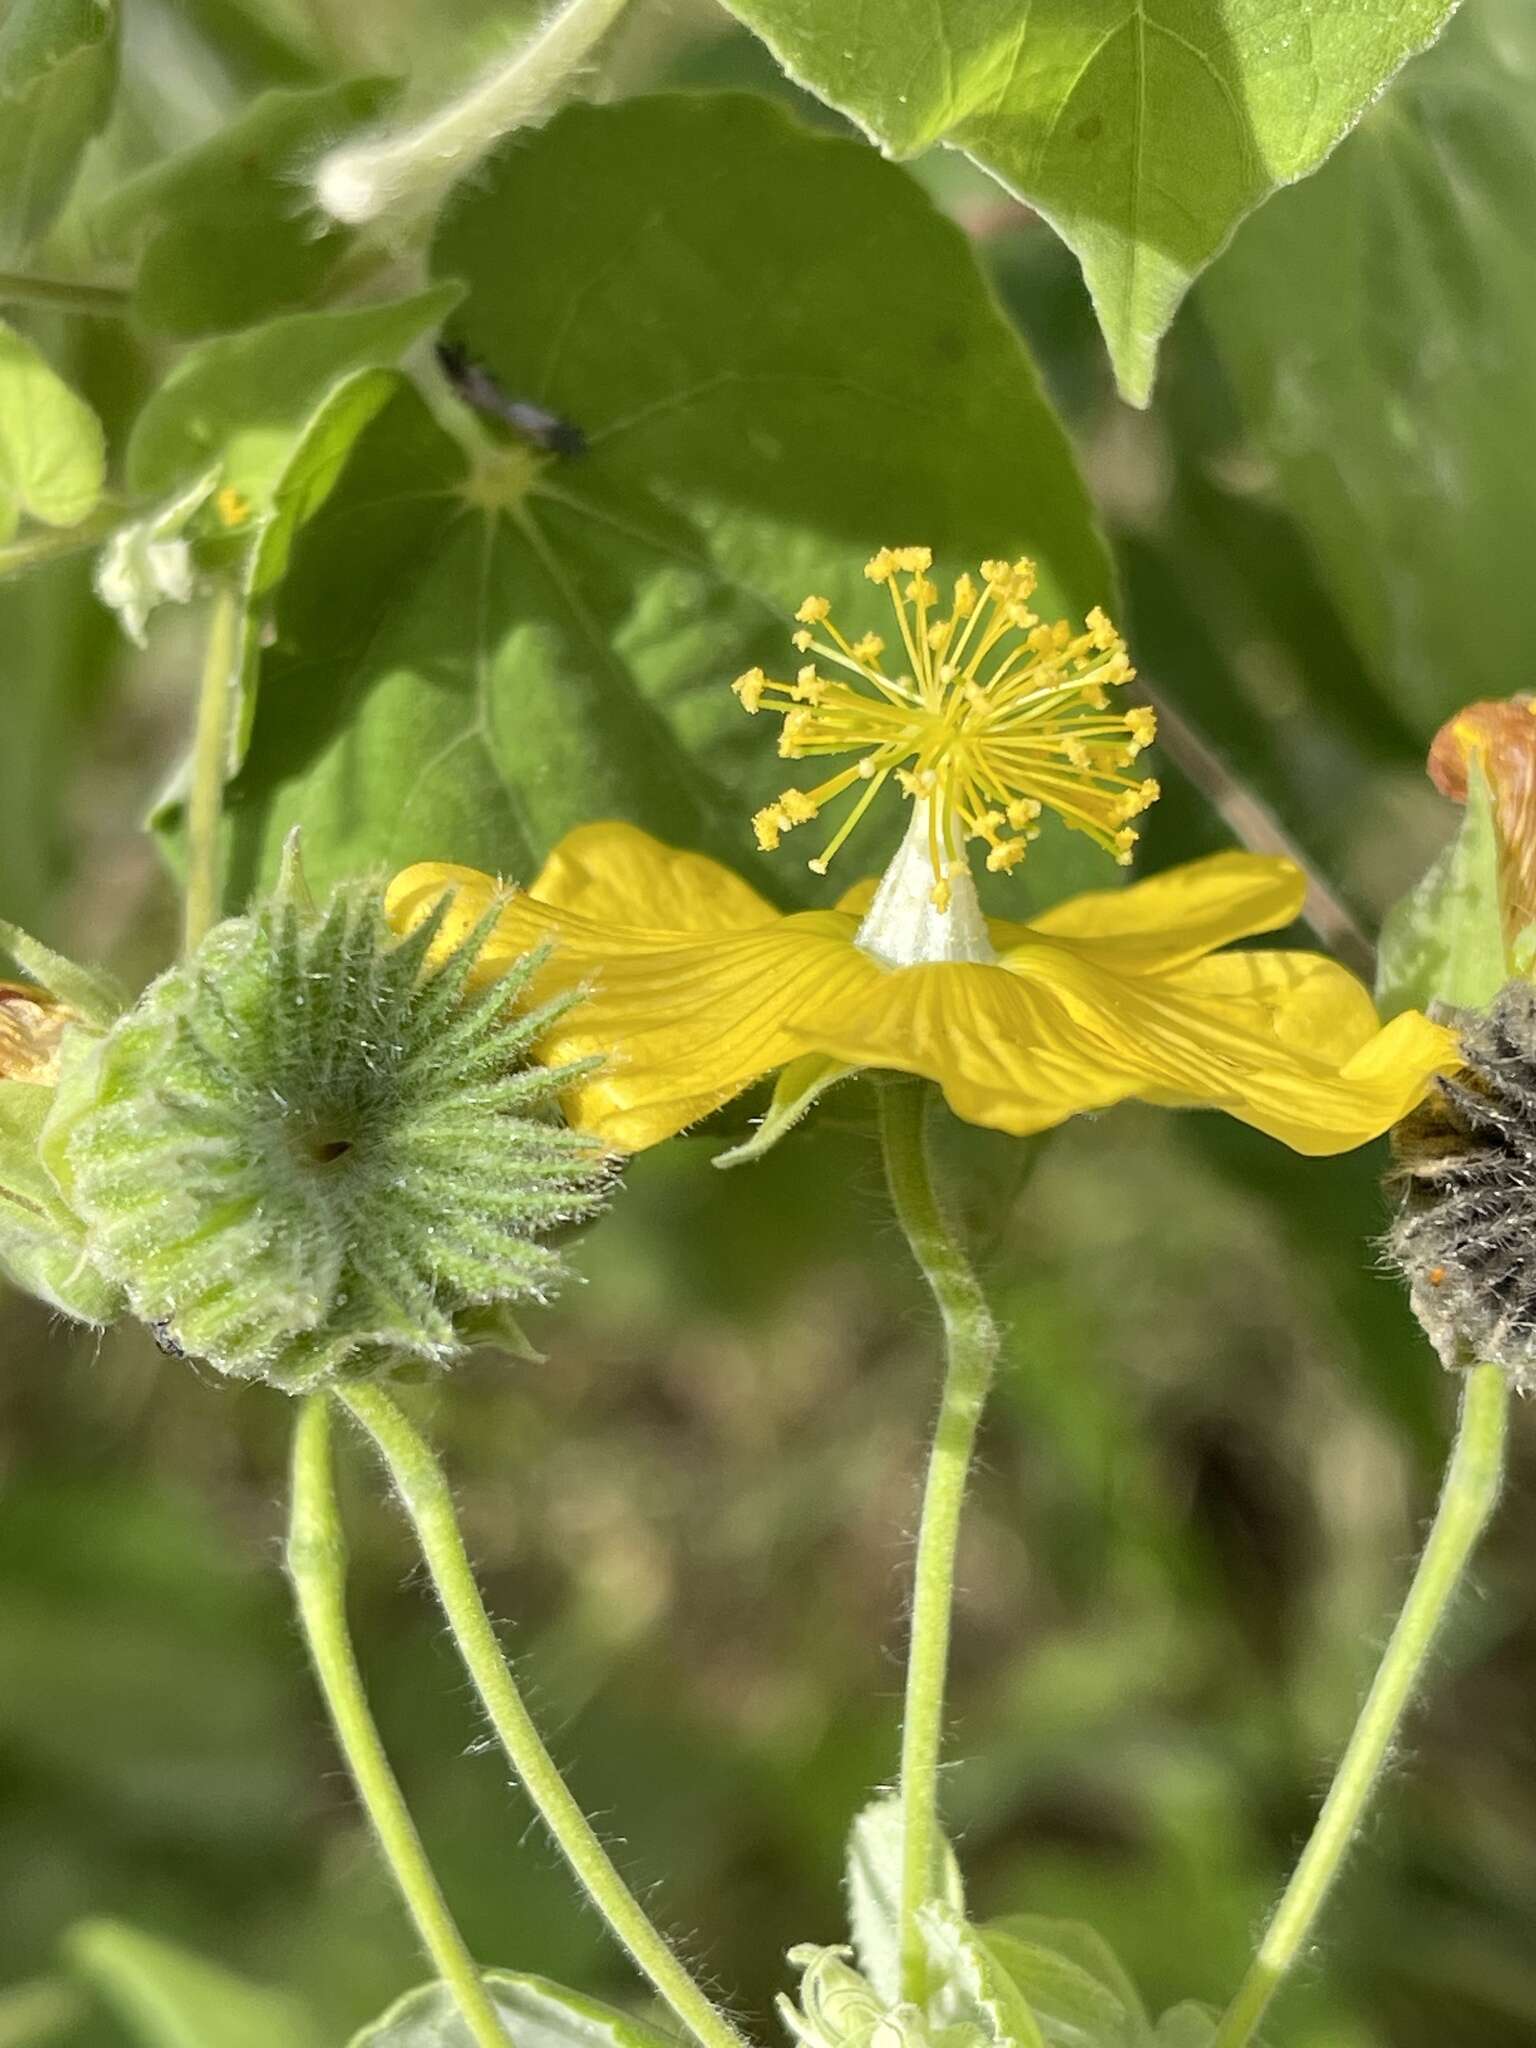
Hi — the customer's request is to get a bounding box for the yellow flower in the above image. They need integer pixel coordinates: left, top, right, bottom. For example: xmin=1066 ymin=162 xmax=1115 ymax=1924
xmin=385 ymin=548 xmax=1455 ymax=1157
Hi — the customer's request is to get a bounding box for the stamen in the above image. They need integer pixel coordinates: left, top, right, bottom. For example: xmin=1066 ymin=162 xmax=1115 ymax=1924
xmin=732 ymin=548 xmax=1155 ymax=904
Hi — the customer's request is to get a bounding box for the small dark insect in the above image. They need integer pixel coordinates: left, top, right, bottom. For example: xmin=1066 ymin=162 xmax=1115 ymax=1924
xmin=150 ymin=1318 xmax=186 ymax=1359
xmin=435 ymin=340 xmax=587 ymax=458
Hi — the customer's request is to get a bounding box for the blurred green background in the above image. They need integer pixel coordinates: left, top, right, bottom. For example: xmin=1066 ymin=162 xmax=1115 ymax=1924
xmin=4 ymin=2 xmax=1536 ymax=2045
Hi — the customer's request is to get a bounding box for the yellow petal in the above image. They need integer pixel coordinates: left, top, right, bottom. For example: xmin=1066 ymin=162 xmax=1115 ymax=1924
xmin=1005 ymin=851 xmax=1306 ymax=972
xmin=532 ymin=821 xmax=779 ymax=934
xmin=836 ymin=850 xmax=1305 ymax=976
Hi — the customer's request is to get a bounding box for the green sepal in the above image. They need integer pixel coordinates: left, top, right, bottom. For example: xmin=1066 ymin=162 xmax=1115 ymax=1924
xmin=714 ymin=1054 xmax=858 ymax=1170
xmin=1377 ymin=754 xmax=1507 ymax=1018
xmin=0 ymin=1075 xmax=119 ymax=1323
xmin=0 ymin=915 xmax=128 ymax=1025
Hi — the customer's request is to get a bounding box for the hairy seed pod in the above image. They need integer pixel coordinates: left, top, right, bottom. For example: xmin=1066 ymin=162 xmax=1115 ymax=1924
xmin=41 ymin=877 xmax=610 ymax=1389
xmin=1389 ymin=979 xmax=1536 ymax=1388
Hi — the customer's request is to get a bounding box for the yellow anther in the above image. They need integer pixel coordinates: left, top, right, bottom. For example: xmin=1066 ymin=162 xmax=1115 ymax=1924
xmin=215 ymin=485 xmax=251 ymax=528
xmin=728 ymin=546 xmax=1154 ymax=899
xmin=732 ymin=667 xmax=767 ymax=713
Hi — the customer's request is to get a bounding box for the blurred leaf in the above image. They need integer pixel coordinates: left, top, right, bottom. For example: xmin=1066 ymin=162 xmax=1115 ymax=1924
xmin=0 ymin=915 xmax=125 ymax=1025
xmin=978 ymin=1917 xmax=1149 ymax=2047
xmin=1377 ymin=759 xmax=1504 ymax=1016
xmin=126 ymin=285 xmax=461 ymax=507
xmin=0 ymin=324 xmax=104 ymax=545
xmin=1151 ymin=2008 xmax=1217 ymax=2047
xmin=718 ymin=0 xmax=1454 ymax=405
xmin=1200 ymin=0 xmax=1536 ymax=730
xmin=0 ymin=0 xmax=118 ymax=260
xmin=845 ymin=1796 xmax=964 ymax=2006
xmin=221 ymin=92 xmax=1112 ymax=903
xmin=94 ymin=77 xmax=395 ymax=337
xmin=347 ymin=1970 xmax=680 ymax=2048
xmin=921 ymin=1903 xmax=1047 ymax=2048
xmin=65 ymin=1920 xmax=324 ymax=2048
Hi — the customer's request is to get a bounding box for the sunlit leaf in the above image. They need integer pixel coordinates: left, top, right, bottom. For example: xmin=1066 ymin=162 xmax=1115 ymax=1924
xmin=921 ymin=1903 xmax=1048 ymax=2048
xmin=978 ymin=1916 xmax=1149 ymax=2047
xmin=93 ymin=76 xmax=395 ymax=336
xmin=0 ymin=323 xmax=104 ymax=545
xmin=1200 ymin=0 xmax=1532 ymax=729
xmin=348 ymin=1970 xmax=680 ymax=2048
xmin=126 ymin=284 xmax=461 ymax=505
xmin=222 ymin=93 xmax=1112 ymax=907
xmin=0 ymin=0 xmax=118 ymax=259
xmin=718 ymin=0 xmax=1455 ymax=404
xmin=65 ymin=1921 xmax=324 ymax=2048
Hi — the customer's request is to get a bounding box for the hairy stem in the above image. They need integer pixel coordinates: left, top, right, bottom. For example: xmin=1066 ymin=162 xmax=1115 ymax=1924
xmin=182 ymin=581 xmax=241 ymax=954
xmin=878 ymin=1078 xmax=1000 ymax=2005
xmin=338 ymin=1382 xmax=751 ymax=2048
xmin=0 ymin=269 xmax=130 ymax=317
xmin=1213 ymin=1362 xmax=1509 ymax=2048
xmin=286 ymin=1397 xmax=509 ymax=2048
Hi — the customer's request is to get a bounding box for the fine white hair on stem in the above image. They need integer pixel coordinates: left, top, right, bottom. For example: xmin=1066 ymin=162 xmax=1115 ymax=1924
xmin=313 ymin=0 xmax=631 ymax=228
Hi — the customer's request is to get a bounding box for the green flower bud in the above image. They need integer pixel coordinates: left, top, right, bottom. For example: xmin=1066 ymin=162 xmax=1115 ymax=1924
xmin=42 ymin=875 xmax=609 ymax=1389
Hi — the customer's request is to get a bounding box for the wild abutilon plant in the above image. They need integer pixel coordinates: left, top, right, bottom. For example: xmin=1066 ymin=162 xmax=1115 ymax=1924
xmin=24 ymin=867 xmax=610 ymax=1387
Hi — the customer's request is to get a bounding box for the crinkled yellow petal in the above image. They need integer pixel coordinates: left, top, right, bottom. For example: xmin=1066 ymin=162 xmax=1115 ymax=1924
xmin=530 ymin=820 xmax=779 ymax=934
xmin=835 ymin=850 xmax=1306 ymax=976
xmin=388 ymin=857 xmax=874 ymax=1149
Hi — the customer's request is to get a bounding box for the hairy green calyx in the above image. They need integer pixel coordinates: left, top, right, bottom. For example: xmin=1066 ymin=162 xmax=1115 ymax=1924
xmin=43 ymin=879 xmax=609 ymax=1389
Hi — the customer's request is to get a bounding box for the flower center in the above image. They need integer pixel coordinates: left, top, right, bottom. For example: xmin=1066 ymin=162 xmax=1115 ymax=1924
xmin=733 ymin=546 xmax=1157 ymax=909
xmin=854 ymin=799 xmax=997 ymax=967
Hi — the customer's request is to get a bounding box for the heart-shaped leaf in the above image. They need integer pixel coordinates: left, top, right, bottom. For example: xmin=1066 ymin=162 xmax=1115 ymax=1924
xmin=720 ymin=0 xmax=1456 ymax=404
xmin=222 ymin=92 xmax=1114 ymax=910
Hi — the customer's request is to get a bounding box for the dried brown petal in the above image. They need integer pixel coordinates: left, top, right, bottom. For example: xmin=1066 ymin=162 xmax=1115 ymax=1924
xmin=1427 ymin=696 xmax=1536 ymax=942
xmin=0 ymin=982 xmax=75 ymax=1084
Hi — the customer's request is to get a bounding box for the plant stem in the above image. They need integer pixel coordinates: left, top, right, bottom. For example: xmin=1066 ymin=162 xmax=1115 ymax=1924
xmin=878 ymin=1077 xmax=1000 ymax=2006
xmin=0 ymin=1977 xmax=86 ymax=2047
xmin=338 ymin=1382 xmax=752 ymax=2048
xmin=286 ymin=1396 xmax=509 ymax=2048
xmin=0 ymin=269 xmax=130 ymax=317
xmin=0 ymin=503 xmax=125 ymax=583
xmin=182 ymin=581 xmax=241 ymax=954
xmin=1213 ymin=1362 xmax=1509 ymax=2048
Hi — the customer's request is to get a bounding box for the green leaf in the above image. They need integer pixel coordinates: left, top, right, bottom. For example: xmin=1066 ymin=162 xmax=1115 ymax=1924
xmin=1199 ymin=0 xmax=1535 ymax=727
xmin=0 ymin=0 xmax=118 ymax=260
xmin=718 ymin=0 xmax=1455 ymax=405
xmin=94 ymin=77 xmax=395 ymax=337
xmin=1376 ymin=759 xmax=1505 ymax=1017
xmin=976 ymin=1918 xmax=1149 ymax=2047
xmin=921 ymin=1903 xmax=1048 ymax=2048
xmin=1151 ymin=2008 xmax=1217 ymax=2048
xmin=64 ymin=1920 xmax=324 ymax=2048
xmin=347 ymin=1970 xmax=681 ymax=2048
xmin=222 ymin=93 xmax=1113 ymax=906
xmin=127 ymin=285 xmax=460 ymax=507
xmin=0 ymin=323 xmax=105 ymax=544
xmin=844 ymin=1795 xmax=965 ymax=2006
